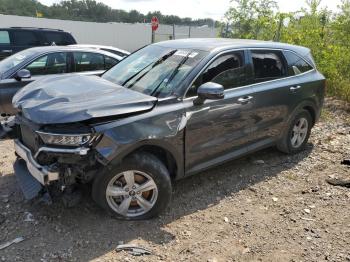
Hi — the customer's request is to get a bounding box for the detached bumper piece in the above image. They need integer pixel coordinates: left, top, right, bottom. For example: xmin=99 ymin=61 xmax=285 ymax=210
xmin=0 ymin=116 xmax=17 ymax=140
xmin=13 ymin=159 xmax=43 ymax=200
xmin=14 ymin=139 xmax=59 ymax=200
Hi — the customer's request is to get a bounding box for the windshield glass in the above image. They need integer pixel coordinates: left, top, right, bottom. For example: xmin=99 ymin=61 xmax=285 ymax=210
xmin=102 ymin=45 xmax=207 ymax=97
xmin=0 ymin=49 xmax=37 ymax=73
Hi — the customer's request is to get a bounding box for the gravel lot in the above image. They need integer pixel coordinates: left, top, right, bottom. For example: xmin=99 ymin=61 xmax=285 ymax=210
xmin=0 ymin=98 xmax=349 ymax=262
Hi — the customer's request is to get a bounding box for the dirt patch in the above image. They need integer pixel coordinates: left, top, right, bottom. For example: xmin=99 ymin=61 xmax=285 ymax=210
xmin=0 ymin=99 xmax=349 ymax=262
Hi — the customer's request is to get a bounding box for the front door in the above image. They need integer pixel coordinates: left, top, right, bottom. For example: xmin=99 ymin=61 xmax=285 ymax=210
xmin=184 ymin=50 xmax=257 ymax=175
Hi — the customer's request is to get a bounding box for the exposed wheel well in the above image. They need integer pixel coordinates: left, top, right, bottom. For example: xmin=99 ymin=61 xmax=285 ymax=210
xmin=303 ymin=105 xmax=316 ymax=126
xmin=123 ymin=145 xmax=178 ymax=180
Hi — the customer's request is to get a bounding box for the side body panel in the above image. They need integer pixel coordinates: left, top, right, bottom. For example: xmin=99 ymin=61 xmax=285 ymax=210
xmin=94 ymin=98 xmax=186 ymax=178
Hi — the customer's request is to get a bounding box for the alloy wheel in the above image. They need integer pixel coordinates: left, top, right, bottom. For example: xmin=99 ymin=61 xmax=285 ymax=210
xmin=290 ymin=117 xmax=309 ymax=148
xmin=105 ymin=170 xmax=158 ymax=218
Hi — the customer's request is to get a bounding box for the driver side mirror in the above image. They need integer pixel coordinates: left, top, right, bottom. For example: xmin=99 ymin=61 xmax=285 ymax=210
xmin=15 ymin=69 xmax=31 ymax=81
xmin=194 ymin=82 xmax=224 ymax=105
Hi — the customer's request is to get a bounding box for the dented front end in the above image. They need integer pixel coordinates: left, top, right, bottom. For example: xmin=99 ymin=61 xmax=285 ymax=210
xmin=13 ymin=116 xmax=106 ymax=200
xmin=13 ymin=97 xmax=186 ymax=200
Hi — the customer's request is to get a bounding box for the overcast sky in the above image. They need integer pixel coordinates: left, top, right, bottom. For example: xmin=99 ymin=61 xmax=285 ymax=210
xmin=38 ymin=0 xmax=342 ymax=20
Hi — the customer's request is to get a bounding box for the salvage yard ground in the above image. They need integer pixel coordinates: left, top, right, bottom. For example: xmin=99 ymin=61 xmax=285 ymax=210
xmin=0 ymin=98 xmax=349 ymax=262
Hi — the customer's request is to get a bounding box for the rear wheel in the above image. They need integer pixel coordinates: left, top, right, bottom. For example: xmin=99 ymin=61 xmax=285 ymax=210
xmin=277 ymin=110 xmax=312 ymax=154
xmin=92 ymin=153 xmax=172 ymax=220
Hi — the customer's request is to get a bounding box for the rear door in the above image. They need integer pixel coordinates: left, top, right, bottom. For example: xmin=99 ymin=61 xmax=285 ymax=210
xmin=184 ymin=50 xmax=257 ymax=174
xmin=247 ymin=49 xmax=310 ymax=149
xmin=10 ymin=30 xmax=41 ymax=54
xmin=0 ymin=30 xmax=13 ymax=60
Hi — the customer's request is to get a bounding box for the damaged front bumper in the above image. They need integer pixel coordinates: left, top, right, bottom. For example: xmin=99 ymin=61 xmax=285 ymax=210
xmin=14 ymin=139 xmax=60 ymax=185
xmin=13 ymin=139 xmax=91 ymax=200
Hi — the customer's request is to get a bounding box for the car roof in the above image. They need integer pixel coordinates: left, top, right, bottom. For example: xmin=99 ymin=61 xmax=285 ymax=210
xmin=155 ymin=38 xmax=310 ymax=55
xmin=19 ymin=46 xmax=122 ymax=59
xmin=70 ymin=44 xmax=130 ymax=55
xmin=0 ymin=27 xmax=66 ymax=32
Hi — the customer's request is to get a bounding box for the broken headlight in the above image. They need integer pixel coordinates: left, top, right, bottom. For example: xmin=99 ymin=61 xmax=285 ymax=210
xmin=36 ymin=131 xmax=98 ymax=147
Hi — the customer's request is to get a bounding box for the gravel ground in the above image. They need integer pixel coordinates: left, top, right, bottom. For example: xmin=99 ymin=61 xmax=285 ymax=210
xmin=0 ymin=98 xmax=349 ymax=262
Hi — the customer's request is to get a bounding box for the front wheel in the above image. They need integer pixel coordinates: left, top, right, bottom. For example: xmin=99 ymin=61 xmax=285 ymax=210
xmin=277 ymin=110 xmax=312 ymax=154
xmin=92 ymin=153 xmax=172 ymax=220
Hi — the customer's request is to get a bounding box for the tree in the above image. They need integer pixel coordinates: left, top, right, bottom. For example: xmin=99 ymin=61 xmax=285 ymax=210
xmin=224 ymin=0 xmax=278 ymax=40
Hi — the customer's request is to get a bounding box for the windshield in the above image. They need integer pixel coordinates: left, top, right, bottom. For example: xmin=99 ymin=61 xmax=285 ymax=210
xmin=0 ymin=49 xmax=36 ymax=73
xmin=102 ymin=45 xmax=207 ymax=97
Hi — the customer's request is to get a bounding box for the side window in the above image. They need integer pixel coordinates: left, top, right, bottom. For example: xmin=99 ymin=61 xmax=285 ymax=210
xmin=25 ymin=52 xmax=67 ymax=75
xmin=0 ymin=31 xmax=10 ymax=44
xmin=251 ymin=50 xmax=287 ymax=83
xmin=104 ymin=56 xmax=119 ymax=70
xmin=73 ymin=52 xmax=105 ymax=72
xmin=11 ymin=31 xmax=39 ymax=46
xmin=284 ymin=51 xmax=314 ymax=76
xmin=187 ymin=51 xmax=246 ymax=97
xmin=44 ymin=32 xmax=74 ymax=45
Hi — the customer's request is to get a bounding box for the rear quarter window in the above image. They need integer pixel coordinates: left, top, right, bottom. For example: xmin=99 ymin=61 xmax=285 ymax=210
xmin=0 ymin=31 xmax=10 ymax=44
xmin=44 ymin=32 xmax=75 ymax=45
xmin=104 ymin=56 xmax=119 ymax=70
xmin=283 ymin=51 xmax=314 ymax=76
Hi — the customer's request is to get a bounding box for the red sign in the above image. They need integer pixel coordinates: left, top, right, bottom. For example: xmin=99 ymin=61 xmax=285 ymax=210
xmin=151 ymin=16 xmax=159 ymax=31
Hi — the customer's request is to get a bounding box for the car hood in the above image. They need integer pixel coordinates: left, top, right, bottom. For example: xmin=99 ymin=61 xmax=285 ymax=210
xmin=13 ymin=75 xmax=157 ymax=124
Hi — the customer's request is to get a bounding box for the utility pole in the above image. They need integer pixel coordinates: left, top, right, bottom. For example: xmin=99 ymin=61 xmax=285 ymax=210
xmin=172 ymin=24 xmax=176 ymax=40
xmin=188 ymin=25 xmax=191 ymax=38
xmin=151 ymin=29 xmax=155 ymax=43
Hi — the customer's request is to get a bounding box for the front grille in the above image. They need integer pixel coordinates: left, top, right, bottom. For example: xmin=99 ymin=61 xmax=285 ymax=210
xmin=20 ymin=124 xmax=40 ymax=153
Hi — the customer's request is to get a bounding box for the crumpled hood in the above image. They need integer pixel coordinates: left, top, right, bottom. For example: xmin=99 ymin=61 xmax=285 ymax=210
xmin=13 ymin=75 xmax=157 ymax=124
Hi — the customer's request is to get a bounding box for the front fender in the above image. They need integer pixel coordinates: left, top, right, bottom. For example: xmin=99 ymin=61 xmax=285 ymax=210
xmin=93 ymin=103 xmax=186 ymax=178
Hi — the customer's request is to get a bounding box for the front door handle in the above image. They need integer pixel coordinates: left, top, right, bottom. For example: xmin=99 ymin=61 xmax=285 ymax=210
xmin=1 ymin=50 xmax=13 ymax=53
xmin=290 ymin=85 xmax=301 ymax=92
xmin=238 ymin=96 xmax=253 ymax=104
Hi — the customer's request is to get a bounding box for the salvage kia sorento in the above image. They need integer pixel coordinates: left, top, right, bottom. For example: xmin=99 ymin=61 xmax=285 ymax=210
xmin=9 ymin=39 xmax=325 ymax=219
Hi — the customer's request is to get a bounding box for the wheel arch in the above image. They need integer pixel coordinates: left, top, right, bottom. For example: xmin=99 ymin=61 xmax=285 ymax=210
xmin=290 ymin=98 xmax=320 ymax=127
xmin=107 ymin=140 xmax=184 ymax=180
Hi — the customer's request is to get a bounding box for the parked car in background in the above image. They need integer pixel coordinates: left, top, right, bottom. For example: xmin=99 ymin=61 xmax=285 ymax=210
xmin=0 ymin=27 xmax=77 ymax=60
xmin=7 ymin=39 xmax=325 ymax=220
xmin=70 ymin=44 xmax=130 ymax=59
xmin=0 ymin=46 xmax=121 ymax=115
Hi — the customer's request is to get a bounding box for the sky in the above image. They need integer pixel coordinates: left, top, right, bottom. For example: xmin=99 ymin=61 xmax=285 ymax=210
xmin=38 ymin=0 xmax=342 ymax=20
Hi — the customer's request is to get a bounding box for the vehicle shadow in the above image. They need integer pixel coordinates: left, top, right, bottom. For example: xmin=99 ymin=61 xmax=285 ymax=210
xmin=0 ymin=144 xmax=314 ymax=261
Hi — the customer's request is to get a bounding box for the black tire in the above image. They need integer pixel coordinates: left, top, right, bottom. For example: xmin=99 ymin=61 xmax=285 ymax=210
xmin=92 ymin=153 xmax=172 ymax=220
xmin=277 ymin=110 xmax=312 ymax=154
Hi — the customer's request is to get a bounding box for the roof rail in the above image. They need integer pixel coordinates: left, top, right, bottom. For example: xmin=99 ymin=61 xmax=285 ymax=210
xmin=9 ymin=27 xmax=64 ymax=32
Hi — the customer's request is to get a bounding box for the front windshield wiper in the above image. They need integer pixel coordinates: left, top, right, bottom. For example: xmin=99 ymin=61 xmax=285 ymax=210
xmin=151 ymin=52 xmax=191 ymax=97
xmin=122 ymin=50 xmax=177 ymax=88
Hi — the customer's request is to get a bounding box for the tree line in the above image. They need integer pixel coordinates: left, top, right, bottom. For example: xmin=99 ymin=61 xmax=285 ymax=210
xmin=0 ymin=0 xmax=218 ymax=27
xmin=224 ymin=0 xmax=350 ymax=102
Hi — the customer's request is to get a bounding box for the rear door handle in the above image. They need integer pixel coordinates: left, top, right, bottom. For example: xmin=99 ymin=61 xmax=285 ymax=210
xmin=238 ymin=96 xmax=253 ymax=104
xmin=1 ymin=50 xmax=13 ymax=53
xmin=290 ymin=85 xmax=301 ymax=92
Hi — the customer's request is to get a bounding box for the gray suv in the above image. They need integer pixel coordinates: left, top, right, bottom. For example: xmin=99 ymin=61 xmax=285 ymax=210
xmin=9 ymin=39 xmax=325 ymax=220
